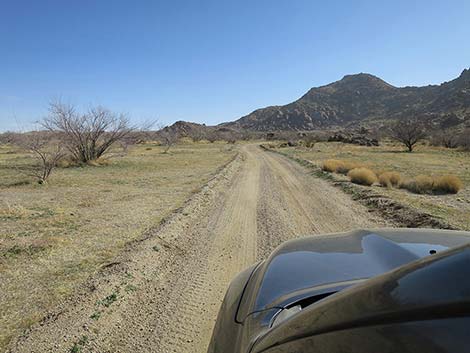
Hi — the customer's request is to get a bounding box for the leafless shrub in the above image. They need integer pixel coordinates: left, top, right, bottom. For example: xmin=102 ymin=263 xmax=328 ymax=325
xmin=457 ymin=129 xmax=470 ymax=151
xmin=118 ymin=121 xmax=158 ymax=152
xmin=12 ymin=132 xmax=65 ymax=184
xmin=430 ymin=130 xmax=459 ymax=148
xmin=158 ymin=128 xmax=178 ymax=153
xmin=389 ymin=120 xmax=427 ymax=152
xmin=41 ymin=101 xmax=134 ymax=163
xmin=0 ymin=131 xmax=18 ymax=145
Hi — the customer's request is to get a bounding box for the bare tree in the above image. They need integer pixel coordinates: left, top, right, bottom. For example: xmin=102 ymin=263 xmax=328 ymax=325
xmin=158 ymin=129 xmax=178 ymax=153
xmin=389 ymin=120 xmax=427 ymax=152
xmin=0 ymin=131 xmax=17 ymax=145
xmin=41 ymin=101 xmax=134 ymax=163
xmin=431 ymin=130 xmax=459 ymax=148
xmin=457 ymin=128 xmax=470 ymax=151
xmin=13 ymin=132 xmax=65 ymax=184
xmin=118 ymin=120 xmax=158 ymax=152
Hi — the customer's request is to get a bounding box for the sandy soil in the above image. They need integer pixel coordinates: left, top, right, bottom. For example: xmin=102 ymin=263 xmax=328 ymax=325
xmin=7 ymin=145 xmax=390 ymax=353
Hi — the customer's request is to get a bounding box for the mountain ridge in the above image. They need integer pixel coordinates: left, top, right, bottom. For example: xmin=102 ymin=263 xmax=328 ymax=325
xmin=224 ymin=69 xmax=470 ymax=131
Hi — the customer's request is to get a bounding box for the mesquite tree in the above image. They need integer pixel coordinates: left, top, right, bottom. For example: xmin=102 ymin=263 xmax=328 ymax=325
xmin=389 ymin=120 xmax=427 ymax=152
xmin=13 ymin=132 xmax=65 ymax=184
xmin=41 ymin=102 xmax=134 ymax=163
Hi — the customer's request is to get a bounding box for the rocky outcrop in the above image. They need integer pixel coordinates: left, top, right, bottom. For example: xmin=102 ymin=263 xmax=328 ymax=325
xmin=225 ymin=69 xmax=470 ymax=131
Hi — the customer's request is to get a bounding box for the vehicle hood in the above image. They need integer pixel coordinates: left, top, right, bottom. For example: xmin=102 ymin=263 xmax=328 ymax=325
xmin=240 ymin=229 xmax=470 ymax=317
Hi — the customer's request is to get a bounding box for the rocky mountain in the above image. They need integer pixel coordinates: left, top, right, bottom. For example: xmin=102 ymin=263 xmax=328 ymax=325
xmin=160 ymin=121 xmax=211 ymax=138
xmin=159 ymin=120 xmax=249 ymax=141
xmin=225 ymin=69 xmax=470 ymax=131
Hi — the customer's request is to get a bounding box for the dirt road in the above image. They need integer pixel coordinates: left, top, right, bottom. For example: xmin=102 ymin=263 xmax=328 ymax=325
xmin=8 ymin=145 xmax=390 ymax=353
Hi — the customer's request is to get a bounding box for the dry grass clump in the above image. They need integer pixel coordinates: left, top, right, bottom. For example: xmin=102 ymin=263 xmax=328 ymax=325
xmin=400 ymin=175 xmax=434 ymax=194
xmin=86 ymin=158 xmax=111 ymax=167
xmin=322 ymin=158 xmax=463 ymax=195
xmin=322 ymin=159 xmax=344 ymax=173
xmin=56 ymin=158 xmax=79 ymax=168
xmin=347 ymin=167 xmax=378 ymax=186
xmin=322 ymin=159 xmax=365 ymax=174
xmin=433 ymin=175 xmax=463 ymax=194
xmin=378 ymin=171 xmax=402 ymax=188
xmin=336 ymin=161 xmax=365 ymax=175
xmin=400 ymin=175 xmax=463 ymax=194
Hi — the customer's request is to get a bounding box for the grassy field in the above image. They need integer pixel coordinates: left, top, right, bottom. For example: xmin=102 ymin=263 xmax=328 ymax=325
xmin=277 ymin=141 xmax=470 ymax=230
xmin=0 ymin=142 xmax=236 ymax=350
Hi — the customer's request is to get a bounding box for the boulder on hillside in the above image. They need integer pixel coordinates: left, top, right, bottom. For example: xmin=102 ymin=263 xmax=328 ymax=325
xmin=328 ymin=132 xmax=379 ymax=146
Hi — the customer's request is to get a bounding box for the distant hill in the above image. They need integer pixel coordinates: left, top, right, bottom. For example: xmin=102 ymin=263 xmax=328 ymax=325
xmin=159 ymin=120 xmax=247 ymax=141
xmin=224 ymin=69 xmax=470 ymax=131
xmin=160 ymin=121 xmax=211 ymax=138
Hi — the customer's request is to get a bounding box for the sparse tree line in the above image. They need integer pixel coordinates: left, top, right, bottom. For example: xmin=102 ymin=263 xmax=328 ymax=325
xmin=1 ymin=106 xmax=469 ymax=185
xmin=0 ymin=102 xmax=145 ymax=184
xmin=0 ymin=102 xmax=260 ymax=184
xmin=388 ymin=119 xmax=470 ymax=152
xmin=269 ymin=119 xmax=470 ymax=153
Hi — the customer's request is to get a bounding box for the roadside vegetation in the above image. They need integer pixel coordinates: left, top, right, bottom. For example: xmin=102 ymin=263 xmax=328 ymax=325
xmin=273 ymin=140 xmax=470 ymax=230
xmin=0 ymin=141 xmax=236 ymax=351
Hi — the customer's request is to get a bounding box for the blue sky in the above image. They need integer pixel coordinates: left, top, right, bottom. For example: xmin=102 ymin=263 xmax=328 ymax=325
xmin=1 ymin=0 xmax=469 ymax=131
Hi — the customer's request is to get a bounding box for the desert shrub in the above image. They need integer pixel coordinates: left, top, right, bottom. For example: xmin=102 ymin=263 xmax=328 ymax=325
xmin=430 ymin=130 xmax=459 ymax=149
xmin=336 ymin=161 xmax=365 ymax=175
xmin=400 ymin=175 xmax=434 ymax=194
xmin=56 ymin=157 xmax=79 ymax=168
xmin=42 ymin=102 xmax=134 ymax=163
xmin=407 ymin=175 xmax=434 ymax=194
xmin=457 ymin=129 xmax=470 ymax=151
xmin=347 ymin=167 xmax=378 ymax=186
xmin=400 ymin=174 xmax=463 ymax=194
xmin=322 ymin=159 xmax=366 ymax=174
xmin=322 ymin=159 xmax=345 ymax=173
xmin=86 ymin=158 xmax=111 ymax=167
xmin=433 ymin=175 xmax=463 ymax=194
xmin=378 ymin=171 xmax=402 ymax=188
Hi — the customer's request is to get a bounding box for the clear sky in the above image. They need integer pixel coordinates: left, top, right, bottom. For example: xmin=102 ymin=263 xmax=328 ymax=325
xmin=1 ymin=0 xmax=469 ymax=131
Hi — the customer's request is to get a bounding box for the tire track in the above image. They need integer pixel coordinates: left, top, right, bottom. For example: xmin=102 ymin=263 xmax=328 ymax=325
xmin=8 ymin=145 xmax=389 ymax=353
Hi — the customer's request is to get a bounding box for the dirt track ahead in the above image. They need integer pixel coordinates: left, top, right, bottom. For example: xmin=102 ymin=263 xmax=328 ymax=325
xmin=9 ymin=145 xmax=389 ymax=353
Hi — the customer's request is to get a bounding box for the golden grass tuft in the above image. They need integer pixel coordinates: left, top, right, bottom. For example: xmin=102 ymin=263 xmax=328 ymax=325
xmin=433 ymin=175 xmax=463 ymax=194
xmin=347 ymin=167 xmax=378 ymax=186
xmin=400 ymin=174 xmax=463 ymax=194
xmin=378 ymin=171 xmax=402 ymax=188
xmin=336 ymin=161 xmax=365 ymax=175
xmin=56 ymin=158 xmax=78 ymax=168
xmin=322 ymin=159 xmax=345 ymax=173
xmin=86 ymin=158 xmax=111 ymax=167
xmin=322 ymin=159 xmax=366 ymax=174
xmin=400 ymin=175 xmax=434 ymax=194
